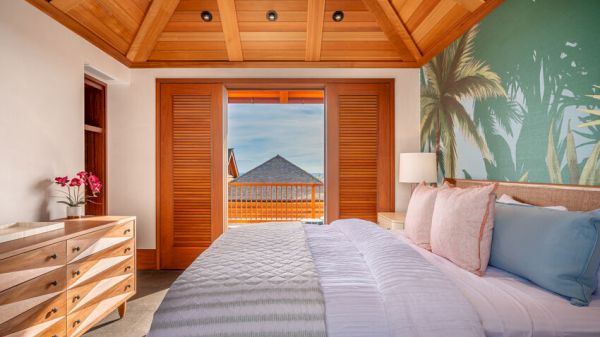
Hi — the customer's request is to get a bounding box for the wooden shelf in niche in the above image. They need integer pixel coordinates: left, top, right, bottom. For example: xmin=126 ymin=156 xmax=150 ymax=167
xmin=84 ymin=74 xmax=106 ymax=216
xmin=84 ymin=124 xmax=103 ymax=134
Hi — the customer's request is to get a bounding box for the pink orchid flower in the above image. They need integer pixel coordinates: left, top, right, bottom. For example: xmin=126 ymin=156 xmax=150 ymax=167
xmin=69 ymin=178 xmax=82 ymax=187
xmin=87 ymin=174 xmax=99 ymax=184
xmin=54 ymin=176 xmax=69 ymax=187
xmin=87 ymin=174 xmax=102 ymax=196
xmin=76 ymin=171 xmax=88 ymax=181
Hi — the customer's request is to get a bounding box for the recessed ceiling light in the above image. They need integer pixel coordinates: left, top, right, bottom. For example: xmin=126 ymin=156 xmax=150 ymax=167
xmin=332 ymin=10 xmax=344 ymax=22
xmin=200 ymin=11 xmax=213 ymax=22
xmin=266 ymin=10 xmax=278 ymax=21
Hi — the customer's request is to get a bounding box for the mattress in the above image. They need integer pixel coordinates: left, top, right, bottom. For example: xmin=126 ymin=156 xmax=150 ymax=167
xmin=392 ymin=231 xmax=600 ymax=337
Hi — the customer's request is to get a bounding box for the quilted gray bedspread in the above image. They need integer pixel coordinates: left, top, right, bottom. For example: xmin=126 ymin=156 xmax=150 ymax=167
xmin=148 ymin=222 xmax=327 ymax=337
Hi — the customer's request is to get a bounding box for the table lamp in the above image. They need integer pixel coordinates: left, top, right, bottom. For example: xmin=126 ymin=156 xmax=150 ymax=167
xmin=399 ymin=153 xmax=437 ymax=192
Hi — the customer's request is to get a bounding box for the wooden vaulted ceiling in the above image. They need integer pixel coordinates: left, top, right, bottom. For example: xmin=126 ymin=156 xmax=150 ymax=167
xmin=27 ymin=0 xmax=503 ymax=68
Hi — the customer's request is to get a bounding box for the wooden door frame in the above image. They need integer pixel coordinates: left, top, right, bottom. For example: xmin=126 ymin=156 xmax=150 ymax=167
xmin=155 ymin=78 xmax=394 ymax=269
xmin=84 ymin=74 xmax=107 ymax=215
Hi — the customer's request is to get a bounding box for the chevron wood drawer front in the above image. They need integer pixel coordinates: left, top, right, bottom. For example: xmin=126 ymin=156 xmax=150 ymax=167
xmin=0 ymin=241 xmax=66 ymax=293
xmin=0 ymin=267 xmax=66 ymax=336
xmin=67 ymin=222 xmax=133 ymax=263
xmin=106 ymin=221 xmax=134 ymax=238
xmin=67 ymin=256 xmax=134 ymax=314
xmin=66 ymin=275 xmax=135 ymax=337
xmin=0 ymin=216 xmax=136 ymax=337
xmin=66 ymin=239 xmax=134 ymax=288
xmin=41 ymin=318 xmax=67 ymax=337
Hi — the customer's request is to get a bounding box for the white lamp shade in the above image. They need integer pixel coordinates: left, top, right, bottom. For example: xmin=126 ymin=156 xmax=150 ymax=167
xmin=399 ymin=152 xmax=437 ymax=183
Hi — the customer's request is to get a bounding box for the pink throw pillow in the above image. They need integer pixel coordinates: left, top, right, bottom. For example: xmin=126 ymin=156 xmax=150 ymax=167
xmin=430 ymin=183 xmax=497 ymax=276
xmin=404 ymin=182 xmax=441 ymax=250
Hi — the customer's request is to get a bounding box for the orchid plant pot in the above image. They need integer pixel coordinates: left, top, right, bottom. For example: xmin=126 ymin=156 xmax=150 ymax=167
xmin=66 ymin=205 xmax=84 ymax=219
xmin=54 ymin=171 xmax=102 ymax=219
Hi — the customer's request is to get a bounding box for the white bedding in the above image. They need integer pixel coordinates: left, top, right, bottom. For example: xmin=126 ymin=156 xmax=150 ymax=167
xmin=150 ymin=220 xmax=485 ymax=337
xmin=149 ymin=220 xmax=599 ymax=337
xmin=306 ymin=220 xmax=484 ymax=337
xmin=392 ymin=231 xmax=600 ymax=337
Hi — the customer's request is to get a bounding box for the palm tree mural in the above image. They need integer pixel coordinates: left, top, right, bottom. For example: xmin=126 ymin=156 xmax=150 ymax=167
xmin=546 ymin=87 xmax=600 ymax=186
xmin=421 ymin=25 xmax=506 ymax=178
xmin=419 ymin=1 xmax=599 ymax=185
xmin=476 ymin=1 xmax=600 ymax=183
xmin=578 ymin=86 xmax=600 ymax=129
xmin=575 ymin=90 xmax=600 ymax=148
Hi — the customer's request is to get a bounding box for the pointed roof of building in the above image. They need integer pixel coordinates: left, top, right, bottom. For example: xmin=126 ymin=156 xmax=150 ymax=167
xmin=227 ymin=148 xmax=239 ymax=178
xmin=235 ymin=155 xmax=320 ymax=183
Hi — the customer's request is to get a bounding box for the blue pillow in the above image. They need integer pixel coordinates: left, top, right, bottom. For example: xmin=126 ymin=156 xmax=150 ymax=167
xmin=490 ymin=203 xmax=600 ymax=306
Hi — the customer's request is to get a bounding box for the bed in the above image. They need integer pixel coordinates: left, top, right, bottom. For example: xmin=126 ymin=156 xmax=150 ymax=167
xmin=395 ymin=232 xmax=600 ymax=337
xmin=148 ymin=180 xmax=600 ymax=337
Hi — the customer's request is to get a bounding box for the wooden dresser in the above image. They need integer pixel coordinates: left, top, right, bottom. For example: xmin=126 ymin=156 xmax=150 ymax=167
xmin=0 ymin=216 xmax=136 ymax=337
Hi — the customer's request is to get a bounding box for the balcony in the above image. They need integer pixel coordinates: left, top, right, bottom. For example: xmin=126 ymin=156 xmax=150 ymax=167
xmin=228 ymin=182 xmax=324 ymax=224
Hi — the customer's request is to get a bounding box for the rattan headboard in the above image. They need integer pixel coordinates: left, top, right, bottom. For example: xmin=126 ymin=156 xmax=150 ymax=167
xmin=444 ymin=179 xmax=600 ymax=212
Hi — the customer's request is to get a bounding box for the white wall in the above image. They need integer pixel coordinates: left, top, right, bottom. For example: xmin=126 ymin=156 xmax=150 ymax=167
xmin=0 ymin=1 xmax=129 ymax=224
xmin=109 ymin=69 xmax=420 ymax=248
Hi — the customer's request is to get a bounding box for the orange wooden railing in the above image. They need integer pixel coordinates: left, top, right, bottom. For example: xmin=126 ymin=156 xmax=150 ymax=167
xmin=228 ymin=182 xmax=324 ymax=223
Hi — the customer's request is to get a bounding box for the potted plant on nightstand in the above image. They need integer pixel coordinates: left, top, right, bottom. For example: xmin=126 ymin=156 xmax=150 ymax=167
xmin=54 ymin=171 xmax=102 ymax=218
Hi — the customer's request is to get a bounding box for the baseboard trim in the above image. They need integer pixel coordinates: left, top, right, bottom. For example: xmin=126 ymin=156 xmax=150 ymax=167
xmin=137 ymin=249 xmax=157 ymax=270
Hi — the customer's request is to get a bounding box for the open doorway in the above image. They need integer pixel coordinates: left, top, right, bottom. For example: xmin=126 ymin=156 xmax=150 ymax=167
xmin=156 ymin=79 xmax=394 ymax=269
xmin=226 ymin=90 xmax=325 ymax=227
xmin=84 ymin=75 xmax=107 ymax=215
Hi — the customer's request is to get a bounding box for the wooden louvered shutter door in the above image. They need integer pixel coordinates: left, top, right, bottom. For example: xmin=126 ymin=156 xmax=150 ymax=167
xmin=158 ymin=83 xmax=224 ymax=269
xmin=325 ymin=82 xmax=394 ymax=223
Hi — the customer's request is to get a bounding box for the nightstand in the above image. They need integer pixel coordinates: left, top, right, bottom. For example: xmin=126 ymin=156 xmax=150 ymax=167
xmin=377 ymin=212 xmax=406 ymax=230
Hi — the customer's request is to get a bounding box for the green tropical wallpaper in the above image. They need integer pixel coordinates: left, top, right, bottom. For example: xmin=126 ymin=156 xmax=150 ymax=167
xmin=420 ymin=0 xmax=600 ymax=185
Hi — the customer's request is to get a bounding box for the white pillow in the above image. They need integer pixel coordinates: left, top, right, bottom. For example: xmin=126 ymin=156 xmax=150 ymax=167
xmin=497 ymin=194 xmax=568 ymax=211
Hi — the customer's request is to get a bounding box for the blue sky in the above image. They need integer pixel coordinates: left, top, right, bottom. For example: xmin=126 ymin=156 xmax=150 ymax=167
xmin=228 ymin=104 xmax=324 ymax=174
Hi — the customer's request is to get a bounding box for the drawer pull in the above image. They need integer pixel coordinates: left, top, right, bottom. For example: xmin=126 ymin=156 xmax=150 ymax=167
xmin=124 ymin=284 xmax=132 ymax=291
xmin=124 ymin=229 xmax=131 ymax=234
xmin=48 ymin=253 xmax=58 ymax=260
xmin=52 ymin=335 xmax=58 ymax=337
xmin=124 ymin=247 xmax=131 ymax=253
xmin=45 ymin=307 xmax=58 ymax=319
xmin=49 ymin=281 xmax=58 ymax=287
xmin=73 ymin=319 xmax=81 ymax=327
xmin=72 ymin=246 xmax=80 ymax=252
xmin=73 ymin=295 xmax=81 ymax=302
xmin=124 ymin=266 xmax=131 ymax=272
xmin=73 ymin=270 xmax=80 ymax=277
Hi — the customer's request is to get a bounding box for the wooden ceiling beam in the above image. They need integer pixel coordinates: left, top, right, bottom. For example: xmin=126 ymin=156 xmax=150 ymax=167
xmin=453 ymin=0 xmax=485 ymax=12
xmin=48 ymin=0 xmax=82 ymax=12
xmin=361 ymin=0 xmax=422 ymax=62
xmin=305 ymin=0 xmax=326 ymax=61
xmin=131 ymin=60 xmax=419 ymax=68
xmin=126 ymin=0 xmax=180 ymax=63
xmin=216 ymin=0 xmax=244 ymax=62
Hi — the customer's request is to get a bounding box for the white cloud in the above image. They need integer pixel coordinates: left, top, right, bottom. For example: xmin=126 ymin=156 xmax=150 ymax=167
xmin=228 ymin=104 xmax=325 ymax=173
